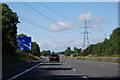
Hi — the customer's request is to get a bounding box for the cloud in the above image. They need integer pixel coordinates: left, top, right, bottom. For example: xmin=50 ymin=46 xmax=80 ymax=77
xmin=50 ymin=21 xmax=81 ymax=32
xmin=78 ymin=12 xmax=107 ymax=28
xmin=78 ymin=12 xmax=92 ymax=21
xmin=50 ymin=12 xmax=107 ymax=32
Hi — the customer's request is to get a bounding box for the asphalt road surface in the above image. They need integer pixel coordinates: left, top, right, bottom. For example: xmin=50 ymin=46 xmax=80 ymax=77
xmin=8 ymin=59 xmax=119 ymax=80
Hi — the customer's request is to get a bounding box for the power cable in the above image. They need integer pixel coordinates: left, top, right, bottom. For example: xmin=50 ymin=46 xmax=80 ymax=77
xmin=19 ymin=27 xmax=61 ymax=39
xmin=40 ymin=2 xmax=71 ymax=22
xmin=21 ymin=16 xmax=49 ymax=31
xmin=24 ymin=3 xmax=56 ymax=22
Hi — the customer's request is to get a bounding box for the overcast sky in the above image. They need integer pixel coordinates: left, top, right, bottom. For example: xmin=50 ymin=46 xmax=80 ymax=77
xmin=5 ymin=2 xmax=118 ymax=52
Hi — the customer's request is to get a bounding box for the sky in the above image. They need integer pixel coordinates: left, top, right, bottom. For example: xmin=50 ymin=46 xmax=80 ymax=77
xmin=5 ymin=2 xmax=118 ymax=52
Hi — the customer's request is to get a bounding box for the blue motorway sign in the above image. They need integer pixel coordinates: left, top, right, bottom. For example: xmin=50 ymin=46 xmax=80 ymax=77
xmin=17 ymin=37 xmax=31 ymax=50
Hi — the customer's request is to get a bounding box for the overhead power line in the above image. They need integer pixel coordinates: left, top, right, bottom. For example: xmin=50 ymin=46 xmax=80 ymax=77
xmin=22 ymin=3 xmax=82 ymax=38
xmin=19 ymin=27 xmax=61 ymax=39
xmin=21 ymin=16 xmax=49 ymax=31
xmin=20 ymin=16 xmax=73 ymax=38
xmin=40 ymin=2 xmax=71 ymax=22
xmin=21 ymin=16 xmax=80 ymax=39
xmin=23 ymin=3 xmax=69 ymax=36
xmin=24 ymin=3 xmax=82 ymax=35
xmin=40 ymin=2 xmax=81 ymax=24
xmin=24 ymin=3 xmax=56 ymax=22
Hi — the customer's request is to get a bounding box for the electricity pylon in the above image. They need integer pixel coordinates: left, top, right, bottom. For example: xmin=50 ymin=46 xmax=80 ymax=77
xmin=81 ymin=20 xmax=91 ymax=51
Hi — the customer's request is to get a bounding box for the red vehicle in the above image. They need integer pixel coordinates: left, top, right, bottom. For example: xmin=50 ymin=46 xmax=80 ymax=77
xmin=48 ymin=54 xmax=60 ymax=62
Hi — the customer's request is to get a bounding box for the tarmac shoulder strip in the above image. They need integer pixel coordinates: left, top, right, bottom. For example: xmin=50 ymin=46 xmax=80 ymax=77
xmin=8 ymin=60 xmax=48 ymax=80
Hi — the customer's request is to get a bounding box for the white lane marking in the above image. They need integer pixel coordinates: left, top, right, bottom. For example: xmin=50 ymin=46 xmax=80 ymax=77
xmin=83 ymin=76 xmax=89 ymax=80
xmin=43 ymin=60 xmax=48 ymax=63
xmin=40 ymin=63 xmax=43 ymax=64
xmin=73 ymin=69 xmax=76 ymax=71
xmin=8 ymin=60 xmax=48 ymax=80
xmin=68 ymin=65 xmax=70 ymax=67
xmin=83 ymin=76 xmax=87 ymax=78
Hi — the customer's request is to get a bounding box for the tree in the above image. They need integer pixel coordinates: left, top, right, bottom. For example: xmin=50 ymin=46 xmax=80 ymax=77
xmin=2 ymin=3 xmax=20 ymax=54
xmin=17 ymin=33 xmax=27 ymax=37
xmin=46 ymin=50 xmax=51 ymax=56
xmin=64 ymin=47 xmax=72 ymax=56
xmin=74 ymin=47 xmax=80 ymax=53
xmin=109 ymin=27 xmax=120 ymax=55
xmin=41 ymin=50 xmax=46 ymax=56
xmin=2 ymin=4 xmax=20 ymax=66
xmin=52 ymin=52 xmax=55 ymax=54
xmin=79 ymin=48 xmax=82 ymax=53
xmin=40 ymin=50 xmax=51 ymax=56
xmin=31 ymin=42 xmax=40 ymax=56
xmin=57 ymin=51 xmax=65 ymax=54
xmin=84 ymin=44 xmax=94 ymax=56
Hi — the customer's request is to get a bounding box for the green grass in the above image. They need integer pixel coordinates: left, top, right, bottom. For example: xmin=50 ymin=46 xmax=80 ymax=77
xmin=18 ymin=53 xmax=42 ymax=62
xmin=89 ymin=54 xmax=119 ymax=58
xmin=77 ymin=57 xmax=120 ymax=64
xmin=66 ymin=55 xmax=119 ymax=64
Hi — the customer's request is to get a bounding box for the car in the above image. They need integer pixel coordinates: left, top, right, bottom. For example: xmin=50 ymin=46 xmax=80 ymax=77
xmin=48 ymin=54 xmax=60 ymax=62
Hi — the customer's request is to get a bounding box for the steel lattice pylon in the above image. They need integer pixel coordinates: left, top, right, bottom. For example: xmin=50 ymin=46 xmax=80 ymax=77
xmin=82 ymin=20 xmax=91 ymax=51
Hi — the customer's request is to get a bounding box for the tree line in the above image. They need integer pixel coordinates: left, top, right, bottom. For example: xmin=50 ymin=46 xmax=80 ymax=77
xmin=84 ymin=27 xmax=120 ymax=57
xmin=2 ymin=3 xmax=19 ymax=55
xmin=57 ymin=47 xmax=83 ymax=57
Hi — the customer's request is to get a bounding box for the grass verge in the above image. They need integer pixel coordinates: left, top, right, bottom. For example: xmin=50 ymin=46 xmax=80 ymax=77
xmin=66 ymin=55 xmax=120 ymax=64
xmin=3 ymin=52 xmax=43 ymax=66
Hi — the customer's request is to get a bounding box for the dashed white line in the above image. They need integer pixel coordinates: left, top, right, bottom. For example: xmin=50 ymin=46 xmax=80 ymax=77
xmin=8 ymin=60 xmax=48 ymax=80
xmin=83 ymin=76 xmax=87 ymax=78
xmin=73 ymin=69 xmax=76 ymax=71
xmin=83 ymin=76 xmax=89 ymax=80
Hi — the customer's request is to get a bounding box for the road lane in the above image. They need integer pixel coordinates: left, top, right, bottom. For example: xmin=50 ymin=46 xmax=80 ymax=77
xmin=17 ymin=59 xmax=86 ymax=80
xmin=2 ymin=59 xmax=46 ymax=80
xmin=62 ymin=59 xmax=119 ymax=78
xmin=16 ymin=59 xmax=119 ymax=80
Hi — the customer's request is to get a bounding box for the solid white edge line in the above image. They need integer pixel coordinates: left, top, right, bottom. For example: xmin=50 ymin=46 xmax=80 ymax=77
xmin=8 ymin=60 xmax=48 ymax=80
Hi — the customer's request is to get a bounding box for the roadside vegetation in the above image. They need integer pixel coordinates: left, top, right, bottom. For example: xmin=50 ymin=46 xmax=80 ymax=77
xmin=57 ymin=27 xmax=120 ymax=63
xmin=65 ymin=54 xmax=119 ymax=64
xmin=83 ymin=27 xmax=119 ymax=57
xmin=16 ymin=34 xmax=42 ymax=62
xmin=40 ymin=50 xmax=51 ymax=56
xmin=2 ymin=4 xmax=42 ymax=66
